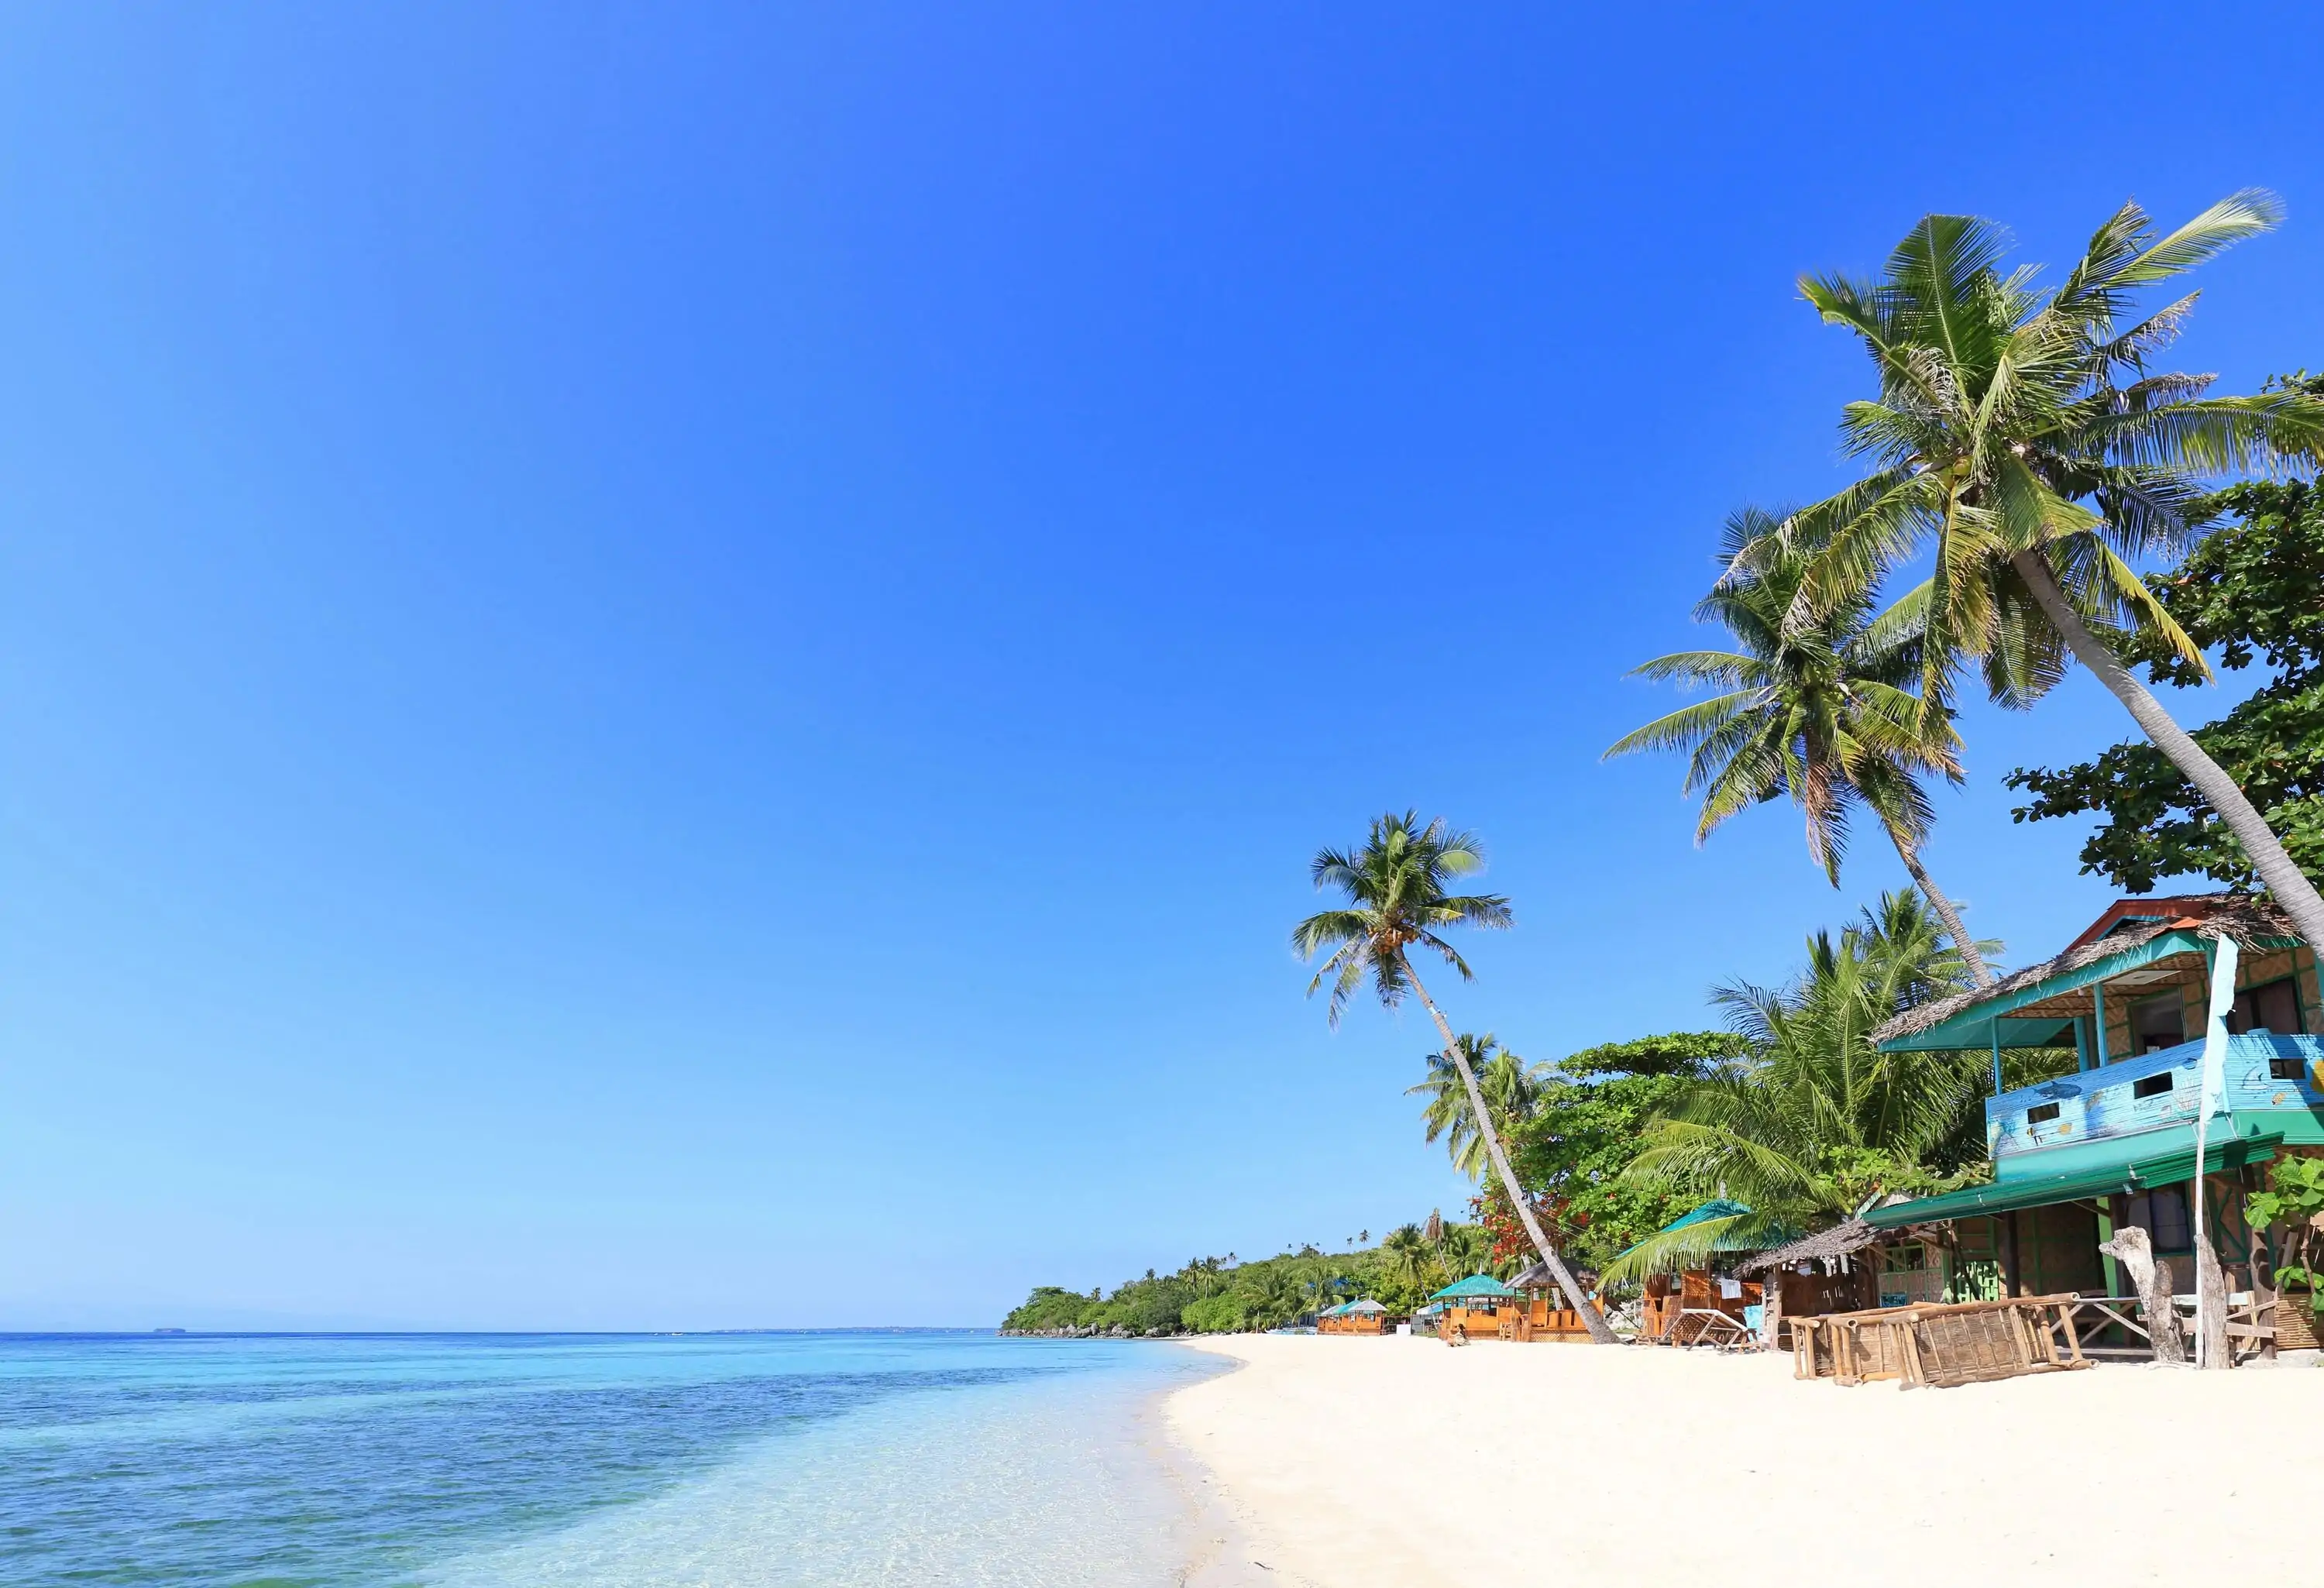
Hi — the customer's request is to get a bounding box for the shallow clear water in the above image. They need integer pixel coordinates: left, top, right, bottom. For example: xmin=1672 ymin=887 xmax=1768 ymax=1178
xmin=0 ymin=1332 xmax=1222 ymax=1587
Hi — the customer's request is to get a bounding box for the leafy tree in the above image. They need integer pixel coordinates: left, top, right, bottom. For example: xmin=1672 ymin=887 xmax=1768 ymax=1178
xmin=1608 ymin=892 xmax=2004 ymax=1278
xmin=1407 ymin=1033 xmax=1544 ymax=1179
xmin=1610 ymin=508 xmax=1992 ymax=984
xmin=1783 ymin=193 xmax=2324 ymax=949
xmin=2007 ymin=458 xmax=2324 ymax=890
xmin=1292 ymin=811 xmax=1614 ymax=1339
xmin=1508 ymin=1032 xmax=1751 ymax=1271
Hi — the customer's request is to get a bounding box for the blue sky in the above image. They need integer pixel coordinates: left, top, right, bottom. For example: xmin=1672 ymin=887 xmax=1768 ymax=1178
xmin=5 ymin=2 xmax=2322 ymax=1328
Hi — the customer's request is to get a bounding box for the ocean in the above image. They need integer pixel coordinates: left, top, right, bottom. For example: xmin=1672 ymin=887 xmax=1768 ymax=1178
xmin=0 ymin=1331 xmax=1234 ymax=1587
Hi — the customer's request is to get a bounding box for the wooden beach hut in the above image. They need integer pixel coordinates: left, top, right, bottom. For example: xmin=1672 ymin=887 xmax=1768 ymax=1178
xmin=1426 ymin=1273 xmax=1522 ymax=1343
xmin=1316 ymin=1298 xmax=1391 ymax=1335
xmin=1504 ymin=1261 xmax=1608 ymax=1341
xmin=1610 ymin=1200 xmax=1775 ymax=1346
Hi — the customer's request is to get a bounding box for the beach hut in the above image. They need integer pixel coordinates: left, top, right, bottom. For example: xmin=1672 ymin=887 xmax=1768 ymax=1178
xmin=1610 ymin=1200 xmax=1776 ymax=1346
xmin=1503 ymin=1261 xmax=1608 ymax=1342
xmin=1737 ymin=1218 xmax=1888 ymax=1342
xmin=1426 ymin=1273 xmax=1522 ymax=1343
xmin=1317 ymin=1298 xmax=1391 ymax=1335
xmin=1863 ymin=894 xmax=2323 ymax=1365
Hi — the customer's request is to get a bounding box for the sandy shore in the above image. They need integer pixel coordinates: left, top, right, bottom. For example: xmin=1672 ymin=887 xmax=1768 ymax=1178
xmin=1166 ymin=1333 xmax=2323 ymax=1587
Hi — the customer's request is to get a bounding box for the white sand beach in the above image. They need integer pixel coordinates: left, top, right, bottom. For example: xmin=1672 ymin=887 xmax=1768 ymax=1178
xmin=1168 ymin=1334 xmax=2324 ymax=1588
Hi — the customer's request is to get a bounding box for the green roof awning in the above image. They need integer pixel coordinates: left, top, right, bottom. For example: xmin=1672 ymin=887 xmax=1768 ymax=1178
xmin=1864 ymin=1132 xmax=2281 ymax=1229
xmin=1428 ymin=1273 xmax=1520 ymax=1301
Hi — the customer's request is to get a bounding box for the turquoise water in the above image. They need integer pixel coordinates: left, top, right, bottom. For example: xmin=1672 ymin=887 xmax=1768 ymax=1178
xmin=0 ymin=1332 xmax=1225 ymax=1586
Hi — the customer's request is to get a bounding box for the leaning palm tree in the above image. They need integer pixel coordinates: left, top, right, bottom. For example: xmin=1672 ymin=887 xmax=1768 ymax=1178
xmin=1408 ymin=1033 xmax=1545 ymax=1178
xmin=1609 ymin=507 xmax=1994 ymax=985
xmin=1292 ymin=811 xmax=1614 ymax=1340
xmin=1785 ymin=191 xmax=2324 ymax=948
xmin=1605 ymin=891 xmax=1993 ymax=1280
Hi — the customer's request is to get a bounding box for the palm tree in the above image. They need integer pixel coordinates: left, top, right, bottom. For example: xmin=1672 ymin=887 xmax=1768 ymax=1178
xmin=1608 ymin=507 xmax=1993 ymax=985
xmin=1292 ymin=812 xmax=1614 ymax=1340
xmin=1439 ymin=1221 xmax=1495 ymax=1280
xmin=1786 ymin=191 xmax=2324 ymax=948
xmin=1380 ymin=1223 xmax=1434 ymax=1287
xmin=1606 ymin=891 xmax=1995 ymax=1279
xmin=1408 ymin=1033 xmax=1547 ymax=1177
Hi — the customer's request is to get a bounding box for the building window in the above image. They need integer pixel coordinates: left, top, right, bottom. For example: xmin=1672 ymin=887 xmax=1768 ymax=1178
xmin=2133 ymin=1072 xmax=2174 ymax=1100
xmin=2133 ymin=994 xmax=2185 ymax=1053
xmin=2026 ymin=1102 xmax=2061 ymax=1125
xmin=2126 ymin=1186 xmax=2192 ymax=1253
xmin=2229 ymin=977 xmax=2302 ymax=1036
xmin=2272 ymin=1056 xmax=2307 ymax=1081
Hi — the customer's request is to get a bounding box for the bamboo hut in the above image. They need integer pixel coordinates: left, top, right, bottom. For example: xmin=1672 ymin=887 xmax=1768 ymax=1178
xmin=1425 ymin=1273 xmax=1522 ymax=1343
xmin=1504 ymin=1261 xmax=1608 ymax=1341
xmin=1316 ymin=1298 xmax=1391 ymax=1335
xmin=1738 ymin=1219 xmax=1886 ymax=1344
xmin=1611 ymin=1200 xmax=1776 ymax=1346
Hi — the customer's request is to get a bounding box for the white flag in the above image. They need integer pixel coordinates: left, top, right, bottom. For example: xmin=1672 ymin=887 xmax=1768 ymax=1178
xmin=2190 ymin=936 xmax=2238 ymax=1368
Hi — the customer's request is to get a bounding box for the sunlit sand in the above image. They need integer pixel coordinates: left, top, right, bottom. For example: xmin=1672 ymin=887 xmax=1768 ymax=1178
xmin=1169 ymin=1333 xmax=2322 ymax=1587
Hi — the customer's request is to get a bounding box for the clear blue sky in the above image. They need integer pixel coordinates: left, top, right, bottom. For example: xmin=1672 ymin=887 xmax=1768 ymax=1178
xmin=5 ymin=3 xmax=2322 ymax=1329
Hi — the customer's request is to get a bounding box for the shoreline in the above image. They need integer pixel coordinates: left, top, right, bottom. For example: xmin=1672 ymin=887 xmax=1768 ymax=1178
xmin=1164 ymin=1332 xmax=2324 ymax=1588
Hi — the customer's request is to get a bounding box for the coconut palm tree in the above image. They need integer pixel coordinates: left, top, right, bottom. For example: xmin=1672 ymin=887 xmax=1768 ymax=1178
xmin=1608 ymin=507 xmax=1993 ymax=985
xmin=1408 ymin=1033 xmax=1547 ymax=1177
xmin=1606 ymin=891 xmax=1994 ymax=1280
xmin=1785 ymin=191 xmax=2324 ymax=949
xmin=1293 ymin=811 xmax=1614 ymax=1340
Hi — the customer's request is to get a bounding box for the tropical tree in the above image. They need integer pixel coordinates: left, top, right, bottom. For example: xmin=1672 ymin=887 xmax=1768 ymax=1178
xmin=2008 ymin=455 xmax=2324 ymax=891
xmin=1293 ymin=811 xmax=1615 ymax=1339
xmin=1509 ymin=1031 xmax=1752 ymax=1272
xmin=1438 ymin=1220 xmax=1495 ymax=1280
xmin=1609 ymin=507 xmax=1993 ymax=984
xmin=1408 ymin=1033 xmax=1545 ymax=1178
xmin=1380 ymin=1223 xmax=1435 ymax=1288
xmin=1783 ymin=191 xmax=2324 ymax=948
xmin=1606 ymin=891 xmax=2000 ymax=1279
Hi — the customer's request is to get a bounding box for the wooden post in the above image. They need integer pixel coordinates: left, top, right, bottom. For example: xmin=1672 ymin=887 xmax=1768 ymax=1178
xmin=2002 ymin=1209 xmax=2023 ymax=1298
xmin=2196 ymin=1183 xmax=2233 ymax=1370
xmin=2099 ymin=1224 xmax=2186 ymax=1364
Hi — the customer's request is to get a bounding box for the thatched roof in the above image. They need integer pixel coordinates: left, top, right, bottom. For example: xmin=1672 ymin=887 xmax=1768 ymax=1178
xmin=1509 ymin=1260 xmax=1602 ymax=1292
xmin=1868 ymin=894 xmax=2291 ymax=1046
xmin=1737 ymin=1218 xmax=1884 ymax=1275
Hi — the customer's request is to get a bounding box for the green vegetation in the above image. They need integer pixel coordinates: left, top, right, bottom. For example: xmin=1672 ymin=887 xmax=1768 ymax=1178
xmin=2009 ymin=442 xmax=2324 ymax=892
xmin=1605 ymin=892 xmax=2009 ymax=1278
xmin=2247 ymin=1157 xmax=2324 ymax=1313
xmin=999 ymin=1224 xmax=1501 ymax=1335
xmin=1507 ymin=1032 xmax=1747 ymax=1273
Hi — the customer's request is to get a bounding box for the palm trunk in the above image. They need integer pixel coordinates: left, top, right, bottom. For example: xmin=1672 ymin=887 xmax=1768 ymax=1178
xmin=2013 ymin=550 xmax=2324 ymax=951
xmin=1886 ymin=827 xmax=1994 ymax=987
xmin=1401 ymin=962 xmax=1618 ymax=1343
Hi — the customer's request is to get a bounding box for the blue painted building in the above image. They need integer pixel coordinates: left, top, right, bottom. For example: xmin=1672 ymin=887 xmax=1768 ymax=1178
xmin=1862 ymin=895 xmax=2324 ymax=1307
